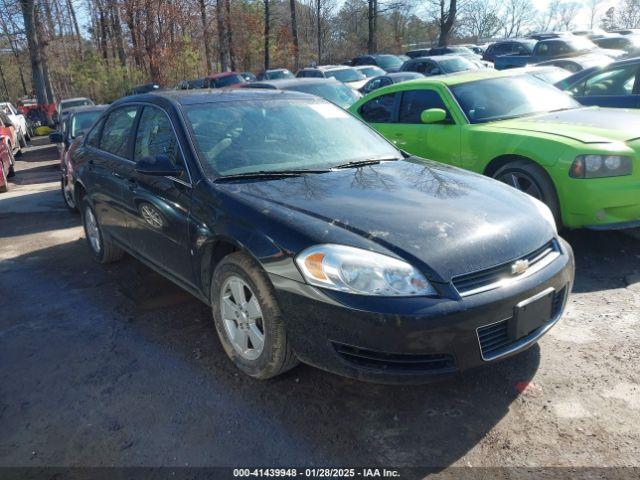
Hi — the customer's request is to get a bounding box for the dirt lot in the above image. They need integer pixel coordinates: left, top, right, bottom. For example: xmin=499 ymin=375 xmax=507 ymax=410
xmin=0 ymin=139 xmax=639 ymax=474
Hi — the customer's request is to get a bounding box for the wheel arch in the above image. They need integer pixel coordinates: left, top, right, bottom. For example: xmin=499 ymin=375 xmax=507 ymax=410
xmin=483 ymin=154 xmax=536 ymax=177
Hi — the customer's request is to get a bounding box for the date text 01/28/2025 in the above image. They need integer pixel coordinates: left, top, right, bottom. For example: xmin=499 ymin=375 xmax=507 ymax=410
xmin=232 ymin=468 xmax=401 ymax=477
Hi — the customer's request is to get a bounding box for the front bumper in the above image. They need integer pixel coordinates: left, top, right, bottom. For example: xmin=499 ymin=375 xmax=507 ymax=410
xmin=271 ymin=238 xmax=575 ymax=384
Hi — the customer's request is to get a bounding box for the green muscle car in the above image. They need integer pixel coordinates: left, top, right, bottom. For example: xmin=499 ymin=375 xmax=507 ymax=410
xmin=349 ymin=70 xmax=640 ymax=230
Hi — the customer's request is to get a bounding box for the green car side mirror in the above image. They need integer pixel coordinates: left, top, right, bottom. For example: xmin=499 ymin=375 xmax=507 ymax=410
xmin=421 ymin=108 xmax=447 ymax=124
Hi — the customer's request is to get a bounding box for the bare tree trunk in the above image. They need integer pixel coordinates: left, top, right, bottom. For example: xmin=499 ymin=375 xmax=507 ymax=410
xmin=216 ymin=0 xmax=229 ymax=71
xmin=19 ymin=0 xmax=51 ymax=122
xmin=289 ymin=0 xmax=299 ymax=70
xmin=35 ymin=4 xmax=56 ymax=103
xmin=67 ymin=0 xmax=83 ymax=56
xmin=225 ymin=0 xmax=235 ymax=70
xmin=198 ymin=0 xmax=213 ymax=71
xmin=109 ymin=0 xmax=126 ymax=66
xmin=0 ymin=60 xmax=9 ymax=100
xmin=263 ymin=0 xmax=270 ymax=70
xmin=316 ymin=0 xmax=321 ymax=62
xmin=40 ymin=0 xmax=56 ymax=39
xmin=438 ymin=0 xmax=457 ymax=47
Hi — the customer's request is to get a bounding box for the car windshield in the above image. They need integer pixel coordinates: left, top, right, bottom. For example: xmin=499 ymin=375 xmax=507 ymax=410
xmin=184 ymin=99 xmax=399 ymax=176
xmin=358 ymin=66 xmax=386 ymax=77
xmin=569 ymin=38 xmax=598 ymax=51
xmin=529 ymin=68 xmax=571 ymax=84
xmin=375 ymin=55 xmax=402 ymax=69
xmin=439 ymin=57 xmax=478 ymax=73
xmin=61 ymin=99 xmax=92 ymax=110
xmin=451 ymin=75 xmax=580 ymax=124
xmin=267 ymin=70 xmax=294 ymax=79
xmin=70 ymin=111 xmax=102 ymax=138
xmin=214 ymin=74 xmax=245 ymax=88
xmin=285 ymin=83 xmax=362 ymax=109
xmin=325 ymin=68 xmax=366 ymax=83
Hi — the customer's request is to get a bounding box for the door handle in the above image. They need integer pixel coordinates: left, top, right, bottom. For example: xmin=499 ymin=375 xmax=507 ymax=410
xmin=111 ymin=171 xmax=123 ymax=179
xmin=127 ymin=178 xmax=137 ymax=190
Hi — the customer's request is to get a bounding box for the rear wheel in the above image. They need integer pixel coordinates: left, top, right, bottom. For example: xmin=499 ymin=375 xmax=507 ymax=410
xmin=211 ymin=252 xmax=298 ymax=379
xmin=61 ymin=176 xmax=78 ymax=212
xmin=493 ymin=159 xmax=560 ymax=224
xmin=0 ymin=162 xmax=8 ymax=193
xmin=82 ymin=199 xmax=124 ymax=263
xmin=7 ymin=149 xmax=15 ymax=178
xmin=18 ymin=132 xmax=27 ymax=148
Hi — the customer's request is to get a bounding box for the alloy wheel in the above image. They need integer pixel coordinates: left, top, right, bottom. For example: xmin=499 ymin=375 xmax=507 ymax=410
xmin=84 ymin=206 xmax=101 ymax=254
xmin=496 ymin=171 xmax=543 ymax=200
xmin=62 ymin=177 xmax=76 ymax=209
xmin=220 ymin=276 xmax=265 ymax=361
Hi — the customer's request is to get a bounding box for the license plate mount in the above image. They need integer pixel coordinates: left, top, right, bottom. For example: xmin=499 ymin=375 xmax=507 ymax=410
xmin=509 ymin=288 xmax=555 ymax=340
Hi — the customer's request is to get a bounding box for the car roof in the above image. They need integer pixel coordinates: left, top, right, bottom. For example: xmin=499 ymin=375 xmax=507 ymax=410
xmin=246 ymin=78 xmax=341 ymax=89
xmin=125 ymin=88 xmax=315 ymax=107
xmin=405 ymin=54 xmax=467 ymax=63
xmin=208 ymin=71 xmax=241 ymax=79
xmin=60 ymin=97 xmax=92 ymax=103
xmin=399 ymin=69 xmax=528 ymax=87
xmin=66 ymin=104 xmax=109 ymax=115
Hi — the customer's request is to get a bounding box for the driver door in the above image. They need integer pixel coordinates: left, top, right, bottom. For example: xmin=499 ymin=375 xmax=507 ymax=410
xmin=121 ymin=105 xmax=195 ymax=285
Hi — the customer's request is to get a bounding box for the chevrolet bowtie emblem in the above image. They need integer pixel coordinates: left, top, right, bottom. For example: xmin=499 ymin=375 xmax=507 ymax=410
xmin=511 ymin=259 xmax=529 ymax=275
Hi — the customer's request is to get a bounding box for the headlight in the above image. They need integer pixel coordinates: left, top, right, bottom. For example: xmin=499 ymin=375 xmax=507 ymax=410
xmin=295 ymin=244 xmax=436 ymax=297
xmin=531 ymin=197 xmax=557 ymax=234
xmin=569 ymin=155 xmax=632 ymax=178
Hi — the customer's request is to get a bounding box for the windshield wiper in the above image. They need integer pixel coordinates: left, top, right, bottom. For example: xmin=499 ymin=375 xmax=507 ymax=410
xmin=215 ymin=169 xmax=331 ymax=181
xmin=332 ymin=156 xmax=401 ymax=169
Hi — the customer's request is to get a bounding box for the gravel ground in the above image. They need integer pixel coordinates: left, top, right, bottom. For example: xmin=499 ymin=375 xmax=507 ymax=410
xmin=0 ymin=139 xmax=639 ymax=474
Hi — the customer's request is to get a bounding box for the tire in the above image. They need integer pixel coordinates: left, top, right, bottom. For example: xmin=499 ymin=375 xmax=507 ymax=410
xmin=18 ymin=132 xmax=27 ymax=148
xmin=81 ymin=198 xmax=124 ymax=263
xmin=7 ymin=150 xmax=15 ymax=178
xmin=211 ymin=252 xmax=299 ymax=379
xmin=0 ymin=163 xmax=8 ymax=193
xmin=492 ymin=159 xmax=560 ymax=225
xmin=61 ymin=176 xmax=78 ymax=212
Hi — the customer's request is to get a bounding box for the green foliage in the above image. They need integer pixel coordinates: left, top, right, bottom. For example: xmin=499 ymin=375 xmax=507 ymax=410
xmin=68 ymin=51 xmax=143 ymax=103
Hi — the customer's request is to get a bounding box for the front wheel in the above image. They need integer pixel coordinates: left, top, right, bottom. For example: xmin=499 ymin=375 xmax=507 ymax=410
xmin=7 ymin=149 xmax=15 ymax=178
xmin=211 ymin=252 xmax=298 ymax=379
xmin=18 ymin=132 xmax=27 ymax=148
xmin=493 ymin=160 xmax=560 ymax=225
xmin=0 ymin=162 xmax=8 ymax=193
xmin=82 ymin=199 xmax=124 ymax=263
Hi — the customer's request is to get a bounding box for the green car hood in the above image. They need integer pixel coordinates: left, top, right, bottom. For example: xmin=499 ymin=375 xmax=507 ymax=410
xmin=489 ymin=108 xmax=640 ymax=145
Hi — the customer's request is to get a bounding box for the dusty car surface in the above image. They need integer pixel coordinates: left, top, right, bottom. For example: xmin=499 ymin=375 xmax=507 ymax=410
xmin=72 ymin=89 xmax=574 ymax=383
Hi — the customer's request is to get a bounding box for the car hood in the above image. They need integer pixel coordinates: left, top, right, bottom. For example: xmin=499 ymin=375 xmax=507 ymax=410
xmin=345 ymin=79 xmax=368 ymax=90
xmin=490 ymin=107 xmax=640 ymax=144
xmin=220 ymin=159 xmax=555 ymax=282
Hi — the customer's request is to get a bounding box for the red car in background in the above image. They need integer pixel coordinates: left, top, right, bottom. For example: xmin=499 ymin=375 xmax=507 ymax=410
xmin=0 ymin=136 xmax=14 ymax=193
xmin=205 ymin=71 xmax=247 ymax=88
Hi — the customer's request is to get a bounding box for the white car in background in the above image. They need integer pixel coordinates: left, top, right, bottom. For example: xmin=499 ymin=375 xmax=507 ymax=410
xmin=56 ymin=97 xmax=94 ymax=125
xmin=296 ymin=65 xmax=369 ymax=91
xmin=0 ymin=102 xmax=30 ymax=143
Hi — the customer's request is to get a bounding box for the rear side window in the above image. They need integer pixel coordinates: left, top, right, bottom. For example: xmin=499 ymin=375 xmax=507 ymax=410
xmin=99 ymin=106 xmax=138 ymax=158
xmin=398 ymin=90 xmax=450 ymax=124
xmin=134 ymin=106 xmax=182 ymax=167
xmin=359 ymin=93 xmax=397 ymax=123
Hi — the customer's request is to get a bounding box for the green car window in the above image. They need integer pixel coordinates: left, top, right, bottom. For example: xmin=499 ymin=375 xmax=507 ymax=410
xmin=571 ymin=65 xmax=638 ymax=97
xmin=398 ymin=90 xmax=450 ymax=124
xmin=359 ymin=93 xmax=398 ymax=123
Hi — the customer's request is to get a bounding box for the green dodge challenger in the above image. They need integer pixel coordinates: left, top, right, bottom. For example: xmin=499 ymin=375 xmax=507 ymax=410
xmin=349 ymin=70 xmax=640 ymax=230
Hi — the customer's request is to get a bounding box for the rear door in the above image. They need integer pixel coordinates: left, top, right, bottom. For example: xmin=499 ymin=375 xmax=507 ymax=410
xmin=122 ymin=104 xmax=195 ymax=284
xmin=84 ymin=105 xmax=140 ymax=243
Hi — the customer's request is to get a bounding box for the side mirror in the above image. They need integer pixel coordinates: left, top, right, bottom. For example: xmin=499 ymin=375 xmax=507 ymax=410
xmin=420 ymin=108 xmax=447 ymax=124
xmin=49 ymin=131 xmax=63 ymax=143
xmin=135 ymin=154 xmax=183 ymax=176
xmin=71 ymin=129 xmax=87 ymax=139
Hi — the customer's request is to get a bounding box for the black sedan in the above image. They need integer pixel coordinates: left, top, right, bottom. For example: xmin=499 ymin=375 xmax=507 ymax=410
xmin=71 ymin=89 xmax=574 ymax=383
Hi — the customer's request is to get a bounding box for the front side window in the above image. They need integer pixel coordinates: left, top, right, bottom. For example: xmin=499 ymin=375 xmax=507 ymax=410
xmin=398 ymin=90 xmax=450 ymax=124
xmin=134 ymin=106 xmax=181 ymax=166
xmin=570 ymin=66 xmax=638 ymax=97
xmin=99 ymin=106 xmax=138 ymax=158
xmin=359 ymin=93 xmax=397 ymax=123
xmin=184 ymin=99 xmax=399 ymax=176
xmin=85 ymin=118 xmax=105 ymax=147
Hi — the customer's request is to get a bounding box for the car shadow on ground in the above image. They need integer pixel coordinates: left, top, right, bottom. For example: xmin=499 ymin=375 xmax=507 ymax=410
xmin=0 ymin=237 xmax=541 ymax=469
xmin=563 ymin=229 xmax=639 ymax=294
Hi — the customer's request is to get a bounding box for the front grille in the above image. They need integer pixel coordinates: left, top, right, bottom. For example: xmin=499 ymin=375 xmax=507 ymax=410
xmin=453 ymin=240 xmax=560 ymax=296
xmin=333 ymin=343 xmax=456 ymax=373
xmin=477 ymin=286 xmax=568 ymax=360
